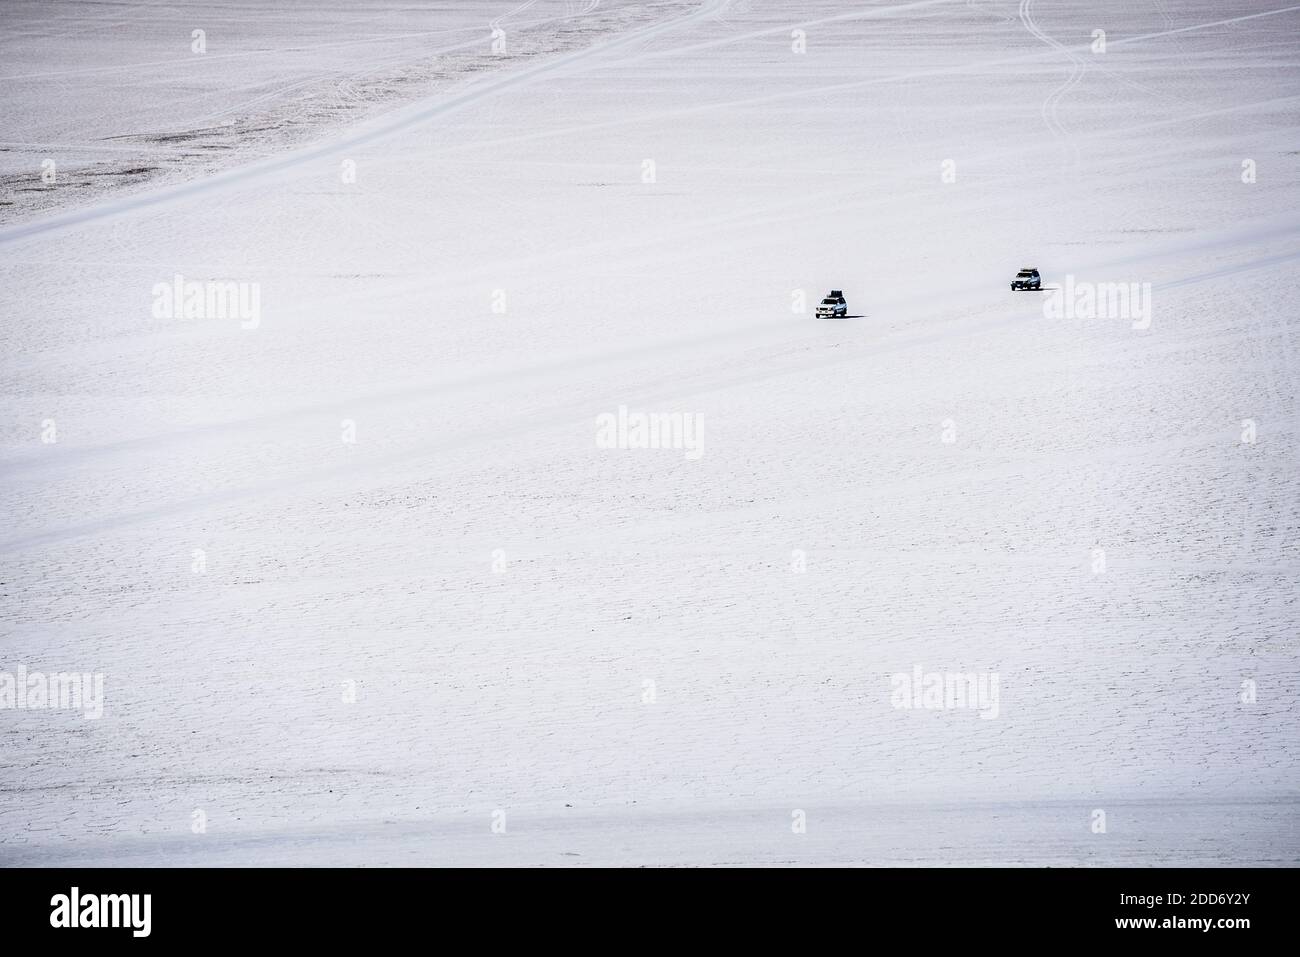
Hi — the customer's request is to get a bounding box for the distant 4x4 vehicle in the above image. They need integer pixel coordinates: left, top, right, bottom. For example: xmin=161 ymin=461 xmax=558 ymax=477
xmin=816 ymin=290 xmax=847 ymax=318
xmin=1011 ymin=267 xmax=1041 ymax=291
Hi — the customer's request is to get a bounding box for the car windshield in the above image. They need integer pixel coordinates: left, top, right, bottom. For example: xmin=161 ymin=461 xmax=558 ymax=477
xmin=822 ymin=299 xmax=835 ymax=304
xmin=1017 ymin=271 xmax=1034 ymax=276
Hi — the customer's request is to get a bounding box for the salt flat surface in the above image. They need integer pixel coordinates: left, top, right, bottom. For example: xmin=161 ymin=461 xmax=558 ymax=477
xmin=0 ymin=0 xmax=1297 ymax=866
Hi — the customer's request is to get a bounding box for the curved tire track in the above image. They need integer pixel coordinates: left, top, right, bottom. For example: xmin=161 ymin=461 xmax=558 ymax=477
xmin=1019 ymin=0 xmax=1087 ymax=169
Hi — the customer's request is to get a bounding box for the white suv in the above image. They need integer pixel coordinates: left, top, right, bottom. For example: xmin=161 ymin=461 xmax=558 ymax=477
xmin=816 ymin=290 xmax=847 ymax=318
xmin=1010 ymin=267 xmax=1041 ymax=291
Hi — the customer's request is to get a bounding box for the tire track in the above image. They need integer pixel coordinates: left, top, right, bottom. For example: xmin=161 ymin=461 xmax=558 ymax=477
xmin=1018 ymin=0 xmax=1087 ymax=169
xmin=0 ymin=0 xmax=726 ymax=249
xmin=3 ymin=2 xmax=1293 ymax=248
xmin=3 ymin=235 xmax=1297 ymax=556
